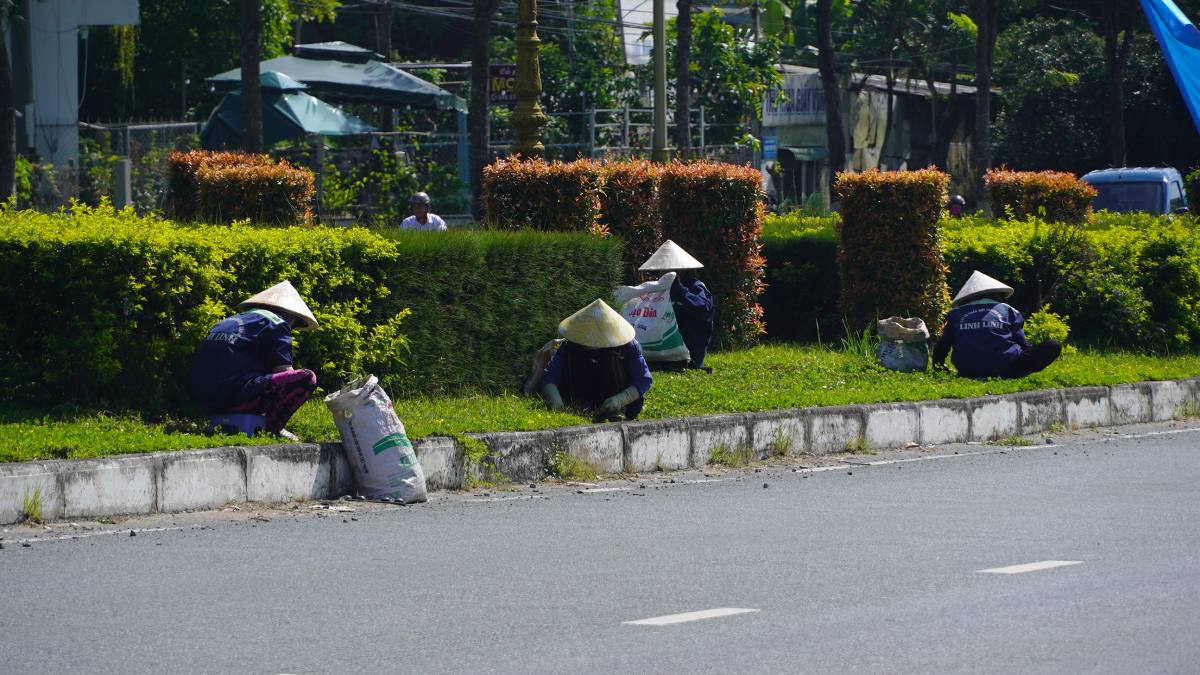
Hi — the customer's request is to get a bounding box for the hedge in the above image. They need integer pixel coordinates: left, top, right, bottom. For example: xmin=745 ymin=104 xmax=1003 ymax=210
xmin=0 ymin=203 xmax=621 ymax=411
xmin=166 ymin=150 xmax=314 ymax=225
xmin=599 ymin=160 xmax=663 ymax=282
xmin=986 ymin=169 xmax=1096 ymax=225
xmin=943 ymin=216 xmax=1200 ymax=349
xmin=833 ymin=168 xmax=951 ymax=334
xmin=658 ymin=162 xmax=767 ymax=347
xmin=760 ymin=213 xmax=840 ymax=341
xmin=762 ymin=211 xmax=1200 ymax=348
xmin=481 ymin=157 xmax=605 ymax=234
xmin=481 ymin=157 xmax=768 ymax=348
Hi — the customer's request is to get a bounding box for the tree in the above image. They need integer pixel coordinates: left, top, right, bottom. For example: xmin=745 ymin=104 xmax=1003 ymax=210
xmin=816 ymin=0 xmax=845 ymax=189
xmin=79 ymin=0 xmax=339 ymax=122
xmin=971 ymin=0 xmax=998 ymax=204
xmin=0 ymin=1 xmax=15 ymax=202
xmin=1102 ymin=0 xmax=1135 ymax=167
xmin=241 ymin=0 xmax=263 ymax=152
xmin=675 ymin=0 xmax=693 ymax=151
xmin=470 ymin=0 xmax=501 ymax=219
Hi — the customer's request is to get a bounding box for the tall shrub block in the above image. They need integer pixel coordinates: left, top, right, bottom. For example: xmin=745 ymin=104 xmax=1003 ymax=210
xmin=659 ymin=162 xmax=767 ymax=348
xmin=481 ymin=157 xmax=605 ymax=234
xmin=165 ymin=150 xmax=274 ymax=222
xmin=195 ymin=160 xmax=316 ymax=226
xmin=986 ymin=169 xmax=1096 ymax=224
xmin=599 ymin=160 xmax=663 ymax=282
xmin=834 ymin=168 xmax=951 ymax=333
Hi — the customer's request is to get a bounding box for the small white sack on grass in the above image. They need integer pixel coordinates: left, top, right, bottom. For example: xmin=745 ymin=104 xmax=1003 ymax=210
xmin=614 ymin=271 xmax=691 ymax=363
xmin=324 ymin=375 xmax=428 ymax=503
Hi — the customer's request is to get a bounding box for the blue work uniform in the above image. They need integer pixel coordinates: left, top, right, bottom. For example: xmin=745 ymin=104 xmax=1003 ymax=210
xmin=671 ymin=274 xmax=715 ymax=367
xmin=542 ymin=340 xmax=653 ymax=418
xmin=189 ymin=309 xmax=294 ymax=412
xmin=932 ymin=299 xmax=1027 ymax=377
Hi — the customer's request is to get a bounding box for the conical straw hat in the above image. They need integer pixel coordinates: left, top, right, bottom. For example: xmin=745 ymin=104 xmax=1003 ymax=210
xmin=558 ymin=299 xmax=635 ymax=349
xmin=952 ymin=270 xmax=1014 ymax=307
xmin=639 ymin=239 xmax=704 ymax=271
xmin=239 ymin=280 xmax=319 ymax=330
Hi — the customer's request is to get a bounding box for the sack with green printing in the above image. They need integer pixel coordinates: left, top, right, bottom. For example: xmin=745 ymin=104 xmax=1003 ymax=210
xmin=324 ymin=375 xmax=427 ymax=503
xmin=614 ymin=271 xmax=691 ymax=363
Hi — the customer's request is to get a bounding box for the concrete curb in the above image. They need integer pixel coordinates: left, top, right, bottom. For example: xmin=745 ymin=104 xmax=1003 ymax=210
xmin=2 ymin=378 xmax=1197 ymax=524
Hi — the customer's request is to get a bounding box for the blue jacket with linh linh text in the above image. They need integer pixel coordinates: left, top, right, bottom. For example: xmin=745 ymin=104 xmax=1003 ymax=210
xmin=937 ymin=300 xmax=1029 ymax=377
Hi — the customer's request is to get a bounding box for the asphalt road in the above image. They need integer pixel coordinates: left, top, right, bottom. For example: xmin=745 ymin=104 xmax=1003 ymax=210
xmin=2 ymin=423 xmax=1199 ymax=674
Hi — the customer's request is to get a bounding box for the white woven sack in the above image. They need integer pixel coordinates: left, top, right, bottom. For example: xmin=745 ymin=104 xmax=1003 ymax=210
xmin=324 ymin=375 xmax=428 ymax=503
xmin=614 ymin=272 xmax=691 ymax=362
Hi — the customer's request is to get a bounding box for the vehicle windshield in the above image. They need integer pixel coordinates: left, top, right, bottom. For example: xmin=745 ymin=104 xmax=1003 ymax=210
xmin=1089 ymin=181 xmax=1164 ymax=213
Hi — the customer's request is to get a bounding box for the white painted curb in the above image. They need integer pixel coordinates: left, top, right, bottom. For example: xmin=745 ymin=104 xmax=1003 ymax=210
xmin=1 ymin=378 xmax=1196 ymax=524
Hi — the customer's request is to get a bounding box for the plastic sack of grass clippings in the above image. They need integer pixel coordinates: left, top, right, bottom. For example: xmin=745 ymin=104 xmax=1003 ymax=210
xmin=614 ymin=271 xmax=691 ymax=363
xmin=324 ymin=375 xmax=427 ymax=503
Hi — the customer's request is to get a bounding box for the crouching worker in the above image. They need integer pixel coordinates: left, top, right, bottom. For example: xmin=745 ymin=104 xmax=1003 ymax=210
xmin=639 ymin=240 xmax=715 ymax=370
xmin=933 ymin=271 xmax=1062 ymax=379
xmin=540 ymin=299 xmax=653 ymax=422
xmin=189 ymin=281 xmax=319 ymax=438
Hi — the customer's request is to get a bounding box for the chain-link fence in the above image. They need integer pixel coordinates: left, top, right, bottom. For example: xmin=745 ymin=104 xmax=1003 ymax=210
xmin=78 ymin=122 xmax=202 ymax=214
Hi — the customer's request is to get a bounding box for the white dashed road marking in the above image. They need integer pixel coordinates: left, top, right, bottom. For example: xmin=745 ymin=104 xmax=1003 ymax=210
xmin=624 ymin=607 xmax=760 ymax=626
xmin=978 ymin=560 xmax=1084 ymax=575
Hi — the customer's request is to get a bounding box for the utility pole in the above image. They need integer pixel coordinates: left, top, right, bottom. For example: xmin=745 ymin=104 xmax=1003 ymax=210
xmin=376 ymin=0 xmax=394 ymax=131
xmin=513 ymin=0 xmax=547 ymax=157
xmin=652 ymin=0 xmax=669 ymax=163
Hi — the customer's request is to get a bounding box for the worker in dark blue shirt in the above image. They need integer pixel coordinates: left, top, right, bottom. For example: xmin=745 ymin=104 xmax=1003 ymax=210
xmin=189 ymin=281 xmax=319 ymax=437
xmin=932 ymin=271 xmax=1061 ymax=378
xmin=541 ymin=299 xmax=653 ymax=422
xmin=640 ymin=240 xmax=715 ymax=369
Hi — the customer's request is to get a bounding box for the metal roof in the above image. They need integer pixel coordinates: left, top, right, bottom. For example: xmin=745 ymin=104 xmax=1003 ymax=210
xmin=778 ymin=64 xmax=981 ymax=98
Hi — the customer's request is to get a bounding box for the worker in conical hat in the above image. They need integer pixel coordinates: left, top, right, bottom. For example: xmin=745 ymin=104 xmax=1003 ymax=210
xmin=932 ymin=270 xmax=1061 ymax=378
xmin=188 ymin=280 xmax=319 ymax=438
xmin=640 ymin=239 xmax=715 ymax=370
xmin=539 ymin=299 xmax=653 ymax=422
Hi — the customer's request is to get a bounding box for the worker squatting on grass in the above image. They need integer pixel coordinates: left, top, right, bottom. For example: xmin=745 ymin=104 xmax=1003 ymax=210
xmin=187 ymin=280 xmax=319 ymax=439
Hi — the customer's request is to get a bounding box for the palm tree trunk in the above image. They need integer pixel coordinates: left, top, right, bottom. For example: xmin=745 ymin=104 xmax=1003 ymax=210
xmin=674 ymin=0 xmax=693 ymax=152
xmin=241 ymin=0 xmax=263 ymax=153
xmin=816 ymin=0 xmax=845 ymax=192
xmin=470 ymin=0 xmax=502 ymax=220
xmin=972 ymin=0 xmax=997 ymax=206
xmin=0 ymin=13 xmax=15 ymax=202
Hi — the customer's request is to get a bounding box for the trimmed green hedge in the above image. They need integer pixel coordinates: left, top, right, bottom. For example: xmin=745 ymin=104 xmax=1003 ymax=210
xmin=761 ymin=213 xmax=840 ymax=341
xmin=762 ymin=210 xmax=1200 ymax=349
xmin=0 ymin=204 xmax=622 ymax=411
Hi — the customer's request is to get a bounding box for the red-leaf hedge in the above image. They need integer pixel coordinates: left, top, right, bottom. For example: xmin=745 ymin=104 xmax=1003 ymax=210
xmin=599 ymin=160 xmax=664 ymax=282
xmin=481 ymin=157 xmax=606 ymax=235
xmin=659 ymin=162 xmax=767 ymax=348
xmin=986 ymin=168 xmax=1096 ymax=225
xmin=834 ymin=168 xmax=951 ymax=333
xmin=166 ymin=150 xmax=314 ymax=225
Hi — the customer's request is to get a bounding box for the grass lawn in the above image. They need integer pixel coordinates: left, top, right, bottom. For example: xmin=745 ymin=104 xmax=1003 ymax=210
xmin=3 ymin=344 xmax=1198 ymax=463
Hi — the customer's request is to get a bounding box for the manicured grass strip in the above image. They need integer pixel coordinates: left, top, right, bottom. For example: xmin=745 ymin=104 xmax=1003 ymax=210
xmin=0 ymin=413 xmax=275 ymax=463
xmin=3 ymin=345 xmax=1198 ymax=463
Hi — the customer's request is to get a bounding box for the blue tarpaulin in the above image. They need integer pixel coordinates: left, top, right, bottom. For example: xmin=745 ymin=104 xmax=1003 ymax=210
xmin=1140 ymin=0 xmax=1200 ymax=134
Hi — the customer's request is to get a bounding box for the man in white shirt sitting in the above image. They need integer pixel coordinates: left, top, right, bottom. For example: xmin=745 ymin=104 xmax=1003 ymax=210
xmin=399 ymin=192 xmax=448 ymax=231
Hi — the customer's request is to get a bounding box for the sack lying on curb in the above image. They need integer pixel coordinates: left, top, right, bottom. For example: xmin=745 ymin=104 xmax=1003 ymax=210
xmin=325 ymin=375 xmax=428 ymax=503
xmin=876 ymin=316 xmax=929 ymax=372
xmin=614 ymin=271 xmax=691 ymax=363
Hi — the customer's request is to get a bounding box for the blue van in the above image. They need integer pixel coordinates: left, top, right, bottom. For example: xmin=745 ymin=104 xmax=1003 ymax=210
xmin=1081 ymin=167 xmax=1188 ymax=215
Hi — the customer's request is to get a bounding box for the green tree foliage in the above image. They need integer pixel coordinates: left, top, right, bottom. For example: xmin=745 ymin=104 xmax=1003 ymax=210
xmin=639 ymin=8 xmax=782 ymax=146
xmin=80 ymin=0 xmax=339 ymax=121
xmin=993 ymin=19 xmax=1107 ymax=173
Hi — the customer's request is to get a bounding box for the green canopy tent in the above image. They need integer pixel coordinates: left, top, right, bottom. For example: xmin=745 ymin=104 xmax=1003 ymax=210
xmin=199 ymin=71 xmax=375 ymax=150
xmin=206 ymin=54 xmax=465 ymax=111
